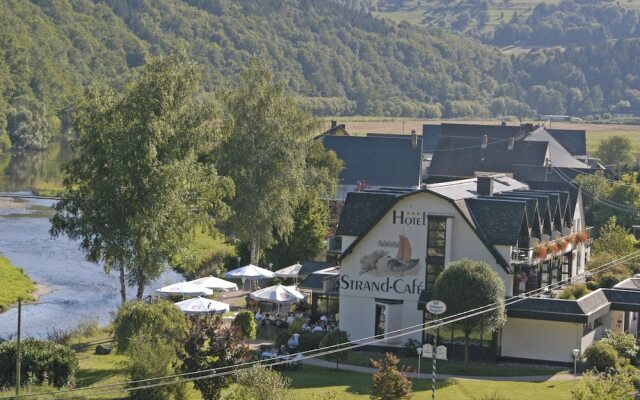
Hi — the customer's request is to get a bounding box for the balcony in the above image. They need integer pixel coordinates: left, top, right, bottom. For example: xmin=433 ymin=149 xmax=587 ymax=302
xmin=511 ymin=227 xmax=592 ymax=266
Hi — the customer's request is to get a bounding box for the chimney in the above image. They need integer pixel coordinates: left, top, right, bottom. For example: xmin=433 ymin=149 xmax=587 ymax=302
xmin=477 ymin=176 xmax=494 ymax=196
xmin=481 ymin=135 xmax=488 ymax=149
xmin=508 ymin=137 xmax=515 ymax=150
xmin=411 ymin=129 xmax=417 ymax=148
xmin=330 ymin=120 xmax=337 ymax=129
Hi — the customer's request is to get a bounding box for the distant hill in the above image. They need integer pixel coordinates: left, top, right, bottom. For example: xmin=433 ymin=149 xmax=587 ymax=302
xmin=0 ymin=0 xmax=639 ymax=150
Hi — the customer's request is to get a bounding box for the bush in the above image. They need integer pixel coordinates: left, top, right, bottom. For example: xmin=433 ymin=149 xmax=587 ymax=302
xmin=223 ymin=364 xmax=293 ymax=400
xmin=584 ymin=341 xmax=620 ymax=372
xmin=0 ymin=338 xmax=78 ymax=388
xmin=571 ymin=371 xmax=635 ymax=400
xmin=370 ymin=353 xmax=412 ymax=400
xmin=288 ymin=319 xmax=305 ymax=335
xmin=601 ymin=330 xmax=639 ymax=362
xmin=558 ymin=284 xmax=590 ymax=300
xmin=113 ymin=300 xmax=188 ymax=353
xmin=319 ymin=330 xmax=349 ymax=368
xmin=275 ymin=330 xmax=291 ymax=350
xmin=298 ymin=332 xmax=326 ymax=352
xmin=585 ymin=281 xmax=599 ymax=291
xmin=598 ymin=273 xmax=621 ymax=289
xmin=233 ymin=311 xmax=257 ymax=340
xmin=126 ymin=336 xmax=186 ymax=400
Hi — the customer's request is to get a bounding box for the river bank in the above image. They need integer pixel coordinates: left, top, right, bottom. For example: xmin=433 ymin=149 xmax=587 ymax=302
xmin=0 ymin=254 xmax=36 ymax=312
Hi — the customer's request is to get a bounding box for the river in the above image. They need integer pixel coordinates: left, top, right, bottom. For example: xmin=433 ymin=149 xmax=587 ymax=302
xmin=0 ymin=143 xmax=185 ymax=338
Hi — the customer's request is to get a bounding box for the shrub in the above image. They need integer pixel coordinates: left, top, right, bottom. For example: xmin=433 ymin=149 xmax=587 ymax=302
xmin=319 ymin=330 xmax=349 ymax=368
xmin=126 ymin=336 xmax=186 ymax=400
xmin=601 ymin=330 xmax=639 ymax=362
xmin=598 ymin=273 xmax=620 ymax=289
xmin=233 ymin=311 xmax=257 ymax=340
xmin=223 ymin=364 xmax=293 ymax=400
xmin=275 ymin=330 xmax=291 ymax=350
xmin=113 ymin=300 xmax=188 ymax=353
xmin=0 ymin=338 xmax=78 ymax=388
xmin=558 ymin=284 xmax=590 ymax=300
xmin=288 ymin=319 xmax=305 ymax=335
xmin=584 ymin=341 xmax=619 ymax=372
xmin=298 ymin=332 xmax=326 ymax=352
xmin=571 ymin=371 xmax=635 ymax=400
xmin=585 ymin=281 xmax=599 ymax=291
xmin=370 ymin=353 xmax=412 ymax=400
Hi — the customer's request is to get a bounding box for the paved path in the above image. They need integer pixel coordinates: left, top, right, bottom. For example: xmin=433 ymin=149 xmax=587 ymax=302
xmin=302 ymin=358 xmax=580 ymax=382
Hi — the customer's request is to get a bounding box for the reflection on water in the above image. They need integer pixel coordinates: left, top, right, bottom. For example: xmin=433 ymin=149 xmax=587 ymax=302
xmin=0 ymin=136 xmax=71 ymax=193
xmin=0 ymin=198 xmax=184 ymax=338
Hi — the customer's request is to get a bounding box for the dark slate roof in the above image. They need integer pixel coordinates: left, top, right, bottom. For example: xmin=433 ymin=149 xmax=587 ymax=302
xmin=526 ymin=181 xmax=581 ymax=219
xmin=523 ymin=127 xmax=589 ymax=168
xmin=428 ymin=136 xmax=549 ymax=178
xmin=603 ymin=289 xmax=640 ymax=312
xmin=508 ymin=191 xmax=553 ymax=227
xmin=320 ymin=135 xmax=422 ymax=188
xmin=506 ymin=297 xmax=590 ymax=323
xmin=335 ymin=192 xmax=398 ymax=236
xmin=492 ymin=194 xmax=541 ymax=230
xmin=299 ymin=261 xmax=334 ymax=277
xmin=465 ymin=198 xmax=527 ymax=246
xmin=548 ymin=129 xmax=587 ymax=156
xmin=422 ymin=124 xmax=442 ymax=153
xmin=297 ymin=273 xmax=323 ymax=290
xmin=439 ymin=123 xmax=533 ymax=139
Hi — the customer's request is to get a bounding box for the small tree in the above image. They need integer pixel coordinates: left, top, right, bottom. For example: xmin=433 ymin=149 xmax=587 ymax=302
xmin=595 ymin=135 xmax=633 ymax=177
xmin=319 ymin=330 xmax=349 ymax=369
xmin=584 ymin=341 xmax=620 ymax=372
xmin=571 ymin=371 xmax=635 ymax=400
xmin=232 ymin=310 xmax=257 ymax=340
xmin=601 ymin=330 xmax=639 ymax=362
xmin=181 ymin=315 xmax=252 ymax=400
xmin=223 ymin=364 xmax=293 ymax=400
xmin=126 ymin=336 xmax=186 ymax=400
xmin=369 ymin=353 xmax=412 ymax=400
xmin=592 ymin=216 xmax=638 ymax=257
xmin=434 ymin=259 xmax=506 ymax=370
xmin=113 ymin=300 xmax=188 ymax=354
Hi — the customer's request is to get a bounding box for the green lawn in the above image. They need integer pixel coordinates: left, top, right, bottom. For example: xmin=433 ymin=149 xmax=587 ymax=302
xmin=284 ymin=366 xmax=575 ymax=400
xmin=0 ymin=255 xmax=35 ymax=312
xmin=341 ymin=351 xmax=565 ymax=377
xmin=586 ymin=130 xmax=640 ymax=155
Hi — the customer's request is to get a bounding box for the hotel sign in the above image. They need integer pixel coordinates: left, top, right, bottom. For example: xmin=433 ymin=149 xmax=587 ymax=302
xmin=392 ymin=210 xmax=427 ymax=226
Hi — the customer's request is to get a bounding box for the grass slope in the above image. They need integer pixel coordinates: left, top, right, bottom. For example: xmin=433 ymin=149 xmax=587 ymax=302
xmin=0 ymin=254 xmax=35 ymax=312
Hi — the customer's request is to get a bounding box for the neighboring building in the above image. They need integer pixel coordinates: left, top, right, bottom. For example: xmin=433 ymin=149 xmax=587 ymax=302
xmin=319 ymin=133 xmax=423 ymax=200
xmin=326 ymin=175 xmax=640 ymax=364
xmin=323 ymin=120 xmax=350 ymax=136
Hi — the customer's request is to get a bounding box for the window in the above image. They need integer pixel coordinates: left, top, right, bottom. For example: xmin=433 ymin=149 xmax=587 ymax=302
xmin=316 ymin=294 xmax=339 ymax=316
xmin=426 ymin=217 xmax=447 ymax=291
xmin=375 ymin=304 xmax=386 ymax=338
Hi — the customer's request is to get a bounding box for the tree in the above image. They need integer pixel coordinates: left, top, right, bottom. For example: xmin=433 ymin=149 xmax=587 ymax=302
xmin=6 ymin=95 xmax=51 ymax=150
xmin=181 ymin=315 xmax=252 ymax=400
xmin=434 ymin=259 xmax=506 ymax=370
xmin=113 ymin=300 xmax=188 ymax=354
xmin=232 ymin=310 xmax=257 ymax=340
xmin=571 ymin=371 xmax=635 ymax=400
xmin=584 ymin=341 xmax=620 ymax=372
xmin=217 ymin=59 xmax=316 ymax=266
xmin=601 ymin=330 xmax=639 ymax=362
xmin=223 ymin=365 xmax=293 ymax=400
xmin=592 ymin=216 xmax=638 ymax=257
xmin=369 ymin=353 xmax=412 ymax=400
xmin=596 ymin=136 xmax=633 ymax=177
xmin=50 ymin=51 xmax=233 ymax=302
xmin=319 ymin=330 xmax=350 ymax=369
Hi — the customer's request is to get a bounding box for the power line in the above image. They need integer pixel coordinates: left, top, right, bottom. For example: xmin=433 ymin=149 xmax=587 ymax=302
xmin=8 ymin=251 xmax=639 ymax=399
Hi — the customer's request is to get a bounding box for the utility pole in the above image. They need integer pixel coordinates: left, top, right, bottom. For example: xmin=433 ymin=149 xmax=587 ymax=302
xmin=15 ymin=298 xmax=21 ymax=396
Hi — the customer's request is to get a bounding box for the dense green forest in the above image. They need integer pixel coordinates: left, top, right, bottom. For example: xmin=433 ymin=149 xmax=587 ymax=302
xmin=1 ymin=0 xmax=640 ymax=151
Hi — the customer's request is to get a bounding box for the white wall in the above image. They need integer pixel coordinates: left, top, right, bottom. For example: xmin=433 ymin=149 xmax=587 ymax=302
xmin=501 ymin=318 xmax=583 ymax=363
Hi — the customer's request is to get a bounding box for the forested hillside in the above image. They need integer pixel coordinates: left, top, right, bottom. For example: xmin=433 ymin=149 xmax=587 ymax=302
xmin=1 ymin=0 xmax=640 ymax=151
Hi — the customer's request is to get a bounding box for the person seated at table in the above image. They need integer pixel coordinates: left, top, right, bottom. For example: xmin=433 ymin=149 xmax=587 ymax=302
xmin=302 ymin=321 xmax=311 ymax=332
xmin=278 ymin=345 xmax=288 ymax=357
xmin=320 ymin=314 xmax=328 ymax=323
xmin=288 ymin=333 xmax=299 ymax=351
xmin=312 ymin=324 xmax=323 ymax=333
xmin=287 ymin=313 xmax=294 ymax=325
xmin=255 ymin=309 xmax=264 ymax=321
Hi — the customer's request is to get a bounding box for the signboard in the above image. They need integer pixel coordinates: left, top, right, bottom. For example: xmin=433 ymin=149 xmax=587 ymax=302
xmin=421 ymin=344 xmax=447 ymax=360
xmin=426 ymin=300 xmax=447 ymax=315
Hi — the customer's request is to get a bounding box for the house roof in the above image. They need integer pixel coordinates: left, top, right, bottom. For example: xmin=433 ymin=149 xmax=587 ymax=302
xmin=426 ymin=175 xmax=528 ymax=201
xmin=548 ymin=129 xmax=587 ymax=157
xmin=440 ymin=123 xmax=531 ymax=139
xmin=299 ymin=261 xmax=334 ymax=277
xmin=428 ymin=136 xmax=549 ymax=179
xmin=320 ymin=135 xmax=422 ymax=188
xmin=335 ymin=191 xmax=399 ymax=236
xmin=465 ymin=198 xmax=528 ymax=246
xmin=523 ymin=127 xmax=589 ymax=169
xmin=492 ymin=194 xmax=542 ymax=231
xmin=422 ymin=124 xmax=442 ymax=153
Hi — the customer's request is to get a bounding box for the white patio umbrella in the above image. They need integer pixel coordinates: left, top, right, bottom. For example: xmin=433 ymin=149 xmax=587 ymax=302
xmin=189 ymin=276 xmax=238 ymax=291
xmin=249 ymin=284 xmax=304 ymax=304
xmin=225 ymin=264 xmax=275 ymax=291
xmin=175 ymin=296 xmax=230 ymax=315
xmin=155 ymin=281 xmax=213 ymax=297
xmin=275 ymin=263 xmax=303 ymax=279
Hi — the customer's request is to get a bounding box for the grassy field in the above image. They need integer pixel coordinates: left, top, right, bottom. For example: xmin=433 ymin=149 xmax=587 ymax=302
xmin=0 ymin=254 xmax=35 ymax=312
xmin=1 ymin=333 xmax=576 ymax=400
xmin=321 ymin=117 xmax=640 ymax=155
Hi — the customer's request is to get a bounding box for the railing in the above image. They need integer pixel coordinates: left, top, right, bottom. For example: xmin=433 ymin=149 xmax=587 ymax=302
xmin=511 ymin=226 xmax=592 ymax=266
